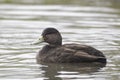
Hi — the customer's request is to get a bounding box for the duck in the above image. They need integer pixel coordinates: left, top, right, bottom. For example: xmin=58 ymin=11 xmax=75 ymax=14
xmin=33 ymin=27 xmax=107 ymax=64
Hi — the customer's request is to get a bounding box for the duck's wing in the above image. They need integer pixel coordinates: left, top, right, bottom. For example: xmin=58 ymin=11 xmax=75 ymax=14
xmin=73 ymin=50 xmax=106 ymax=63
xmin=54 ymin=44 xmax=106 ymax=63
xmin=63 ymin=44 xmax=106 ymax=57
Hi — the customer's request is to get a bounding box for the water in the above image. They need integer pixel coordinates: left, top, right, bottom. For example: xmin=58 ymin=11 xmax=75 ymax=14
xmin=0 ymin=0 xmax=120 ymax=80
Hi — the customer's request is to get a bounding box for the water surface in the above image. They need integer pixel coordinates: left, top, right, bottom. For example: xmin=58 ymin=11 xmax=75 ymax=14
xmin=0 ymin=0 xmax=120 ymax=80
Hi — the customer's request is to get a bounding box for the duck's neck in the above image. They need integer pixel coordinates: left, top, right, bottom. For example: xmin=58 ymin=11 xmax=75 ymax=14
xmin=49 ymin=43 xmax=62 ymax=48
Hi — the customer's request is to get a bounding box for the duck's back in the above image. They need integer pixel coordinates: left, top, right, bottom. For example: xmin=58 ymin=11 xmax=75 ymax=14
xmin=37 ymin=44 xmax=106 ymax=63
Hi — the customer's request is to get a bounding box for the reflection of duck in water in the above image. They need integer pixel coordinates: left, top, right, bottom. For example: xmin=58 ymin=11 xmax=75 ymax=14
xmin=41 ymin=63 xmax=106 ymax=80
xmin=34 ymin=28 xmax=106 ymax=64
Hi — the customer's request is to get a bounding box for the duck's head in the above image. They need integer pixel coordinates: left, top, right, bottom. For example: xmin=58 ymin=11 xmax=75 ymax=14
xmin=33 ymin=28 xmax=62 ymax=46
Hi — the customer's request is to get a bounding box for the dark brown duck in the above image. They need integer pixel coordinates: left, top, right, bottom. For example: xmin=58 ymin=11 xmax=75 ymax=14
xmin=34 ymin=28 xmax=107 ymax=63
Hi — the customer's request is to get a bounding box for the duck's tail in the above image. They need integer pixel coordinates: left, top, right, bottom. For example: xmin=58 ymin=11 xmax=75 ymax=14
xmin=96 ymin=57 xmax=107 ymax=63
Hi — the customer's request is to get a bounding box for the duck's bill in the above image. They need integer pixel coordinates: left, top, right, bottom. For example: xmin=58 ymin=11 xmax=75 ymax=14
xmin=32 ymin=36 xmax=44 ymax=45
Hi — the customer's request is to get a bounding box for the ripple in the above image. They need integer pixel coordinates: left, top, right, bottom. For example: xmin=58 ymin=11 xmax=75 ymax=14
xmin=0 ymin=0 xmax=120 ymax=80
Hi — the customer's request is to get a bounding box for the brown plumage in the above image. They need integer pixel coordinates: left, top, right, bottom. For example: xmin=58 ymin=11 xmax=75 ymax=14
xmin=36 ymin=28 xmax=106 ymax=64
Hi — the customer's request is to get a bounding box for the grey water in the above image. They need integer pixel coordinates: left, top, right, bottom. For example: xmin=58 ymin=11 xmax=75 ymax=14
xmin=0 ymin=0 xmax=120 ymax=80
